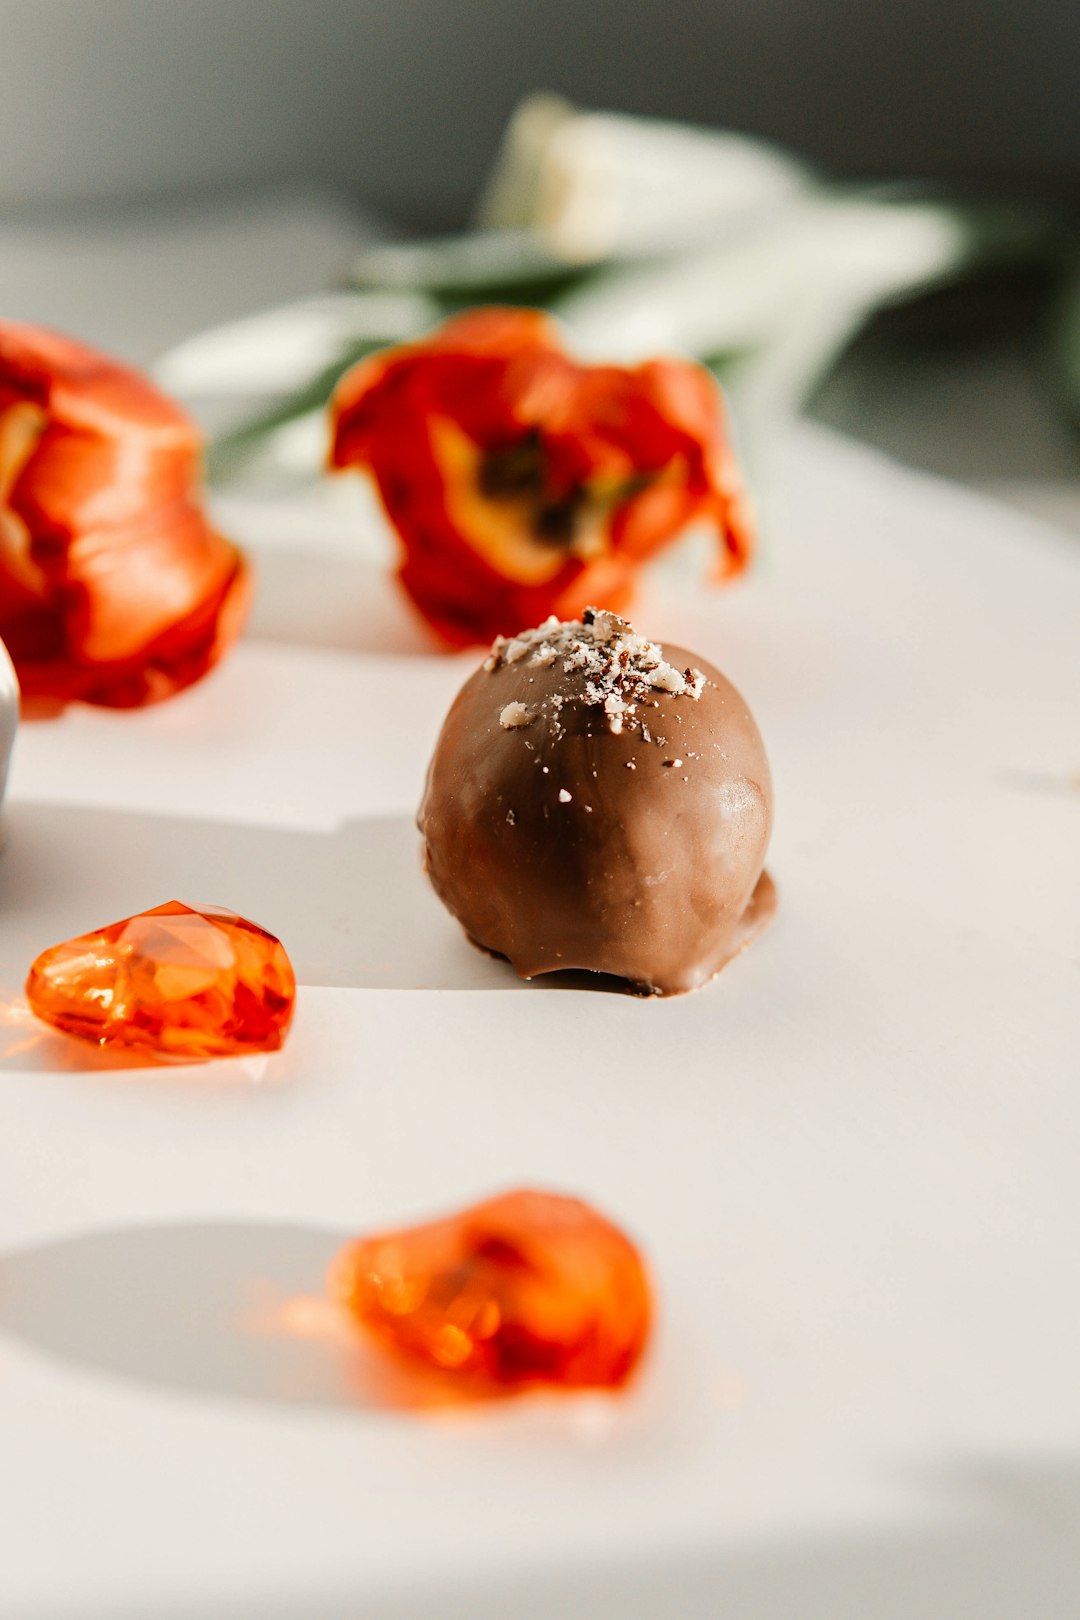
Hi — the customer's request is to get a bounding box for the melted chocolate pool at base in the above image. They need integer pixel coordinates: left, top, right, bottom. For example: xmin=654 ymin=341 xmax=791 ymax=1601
xmin=466 ymin=868 xmax=776 ymax=997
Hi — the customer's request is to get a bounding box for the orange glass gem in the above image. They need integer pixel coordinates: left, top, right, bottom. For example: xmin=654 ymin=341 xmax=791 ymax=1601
xmin=329 ymin=1188 xmax=652 ymax=1392
xmin=25 ymin=901 xmax=295 ymax=1061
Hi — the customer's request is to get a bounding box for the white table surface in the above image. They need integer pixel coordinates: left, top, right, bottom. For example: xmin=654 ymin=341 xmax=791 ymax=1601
xmin=1 ymin=420 xmax=1078 ymax=1620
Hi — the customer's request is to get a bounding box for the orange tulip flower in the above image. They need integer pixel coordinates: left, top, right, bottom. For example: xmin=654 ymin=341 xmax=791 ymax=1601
xmin=329 ymin=307 xmax=753 ymax=645
xmin=0 ymin=322 xmax=250 ymax=709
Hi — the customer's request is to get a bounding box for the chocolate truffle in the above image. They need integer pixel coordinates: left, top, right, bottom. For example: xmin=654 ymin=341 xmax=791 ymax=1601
xmin=419 ymin=610 xmax=775 ymax=995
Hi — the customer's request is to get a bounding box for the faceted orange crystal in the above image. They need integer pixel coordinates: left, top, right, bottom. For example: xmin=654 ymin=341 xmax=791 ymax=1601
xmin=25 ymin=901 xmax=295 ymax=1061
xmin=329 ymin=1188 xmax=652 ymax=1393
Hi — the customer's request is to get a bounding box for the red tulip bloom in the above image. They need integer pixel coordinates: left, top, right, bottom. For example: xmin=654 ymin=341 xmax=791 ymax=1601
xmin=329 ymin=307 xmax=753 ymax=645
xmin=0 ymin=322 xmax=250 ymax=709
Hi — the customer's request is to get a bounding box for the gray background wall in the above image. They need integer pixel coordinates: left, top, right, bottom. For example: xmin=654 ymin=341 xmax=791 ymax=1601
xmin=2 ymin=0 xmax=1079 ymax=225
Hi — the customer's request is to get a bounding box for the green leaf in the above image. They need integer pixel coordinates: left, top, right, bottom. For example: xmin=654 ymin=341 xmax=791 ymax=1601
xmin=1053 ymin=261 xmax=1080 ymax=427
xmin=205 ymin=336 xmax=383 ymax=485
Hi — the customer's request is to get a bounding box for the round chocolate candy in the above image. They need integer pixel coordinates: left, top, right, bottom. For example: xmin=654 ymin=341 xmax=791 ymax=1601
xmin=419 ymin=610 xmax=775 ymax=995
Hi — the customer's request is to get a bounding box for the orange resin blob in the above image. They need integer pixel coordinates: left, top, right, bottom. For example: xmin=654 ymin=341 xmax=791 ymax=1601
xmin=25 ymin=901 xmax=295 ymax=1061
xmin=329 ymin=1188 xmax=652 ymax=1393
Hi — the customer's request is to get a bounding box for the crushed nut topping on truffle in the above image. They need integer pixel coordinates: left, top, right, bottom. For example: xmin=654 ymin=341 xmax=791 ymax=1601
xmin=487 ymin=609 xmax=707 ymax=739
